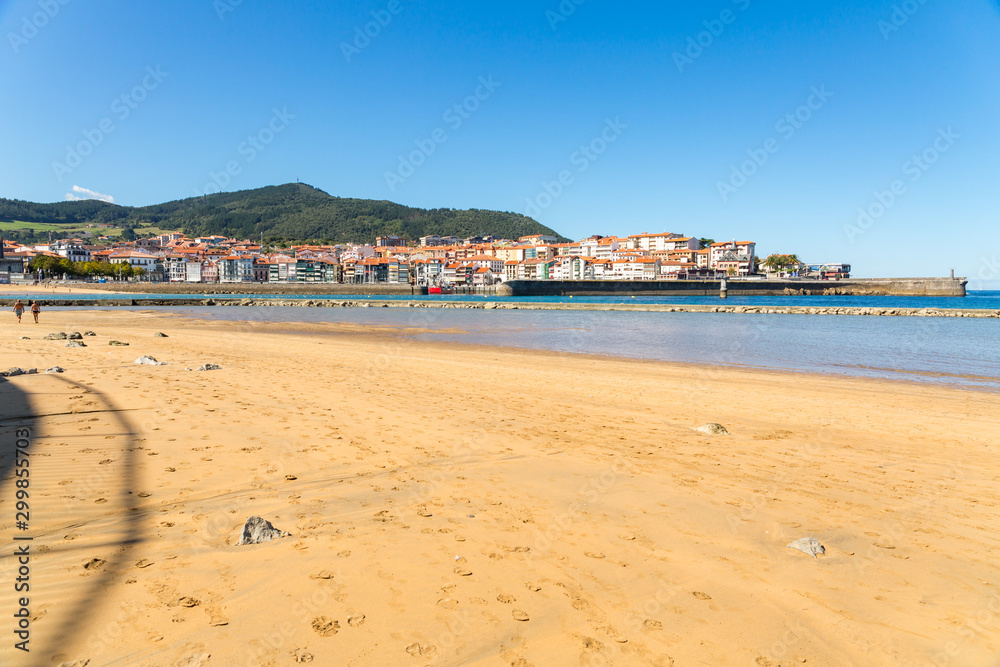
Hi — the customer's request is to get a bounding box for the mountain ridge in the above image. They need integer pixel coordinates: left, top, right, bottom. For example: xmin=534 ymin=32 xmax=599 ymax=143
xmin=0 ymin=183 xmax=567 ymax=244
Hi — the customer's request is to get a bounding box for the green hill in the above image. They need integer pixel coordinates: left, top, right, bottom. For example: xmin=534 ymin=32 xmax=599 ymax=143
xmin=0 ymin=183 xmax=567 ymax=244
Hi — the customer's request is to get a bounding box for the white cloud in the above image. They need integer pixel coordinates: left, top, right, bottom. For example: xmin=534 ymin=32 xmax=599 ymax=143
xmin=65 ymin=186 xmax=115 ymax=204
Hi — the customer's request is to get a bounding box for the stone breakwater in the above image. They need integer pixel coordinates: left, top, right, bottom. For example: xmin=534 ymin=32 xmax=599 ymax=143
xmin=4 ymin=298 xmax=999 ymax=318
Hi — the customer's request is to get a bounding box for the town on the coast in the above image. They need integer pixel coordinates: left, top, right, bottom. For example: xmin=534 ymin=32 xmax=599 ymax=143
xmin=0 ymin=231 xmax=850 ymax=286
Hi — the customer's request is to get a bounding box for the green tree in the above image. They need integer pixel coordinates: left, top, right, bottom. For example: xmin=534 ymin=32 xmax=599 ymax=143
xmin=699 ymin=238 xmax=715 ymax=249
xmin=763 ymin=254 xmax=802 ymax=273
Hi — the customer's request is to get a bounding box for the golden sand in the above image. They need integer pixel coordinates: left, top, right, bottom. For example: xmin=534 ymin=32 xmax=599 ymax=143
xmin=1 ymin=309 xmax=998 ymax=666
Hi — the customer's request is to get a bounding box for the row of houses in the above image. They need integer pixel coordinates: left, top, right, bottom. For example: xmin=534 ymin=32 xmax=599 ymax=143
xmin=1 ymin=231 xmax=762 ymax=284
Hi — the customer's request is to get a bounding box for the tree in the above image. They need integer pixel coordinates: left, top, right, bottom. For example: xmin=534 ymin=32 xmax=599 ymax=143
xmin=763 ymin=254 xmax=802 ymax=273
xmin=699 ymin=238 xmax=715 ymax=249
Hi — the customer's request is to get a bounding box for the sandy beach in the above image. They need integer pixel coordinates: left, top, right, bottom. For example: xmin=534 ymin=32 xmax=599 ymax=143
xmin=1 ymin=309 xmax=999 ymax=666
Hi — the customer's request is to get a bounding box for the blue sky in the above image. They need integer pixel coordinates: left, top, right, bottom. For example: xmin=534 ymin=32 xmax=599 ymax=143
xmin=2 ymin=0 xmax=999 ymax=284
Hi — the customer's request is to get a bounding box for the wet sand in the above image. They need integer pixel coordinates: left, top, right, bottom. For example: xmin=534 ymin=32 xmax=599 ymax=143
xmin=1 ymin=309 xmax=998 ymax=666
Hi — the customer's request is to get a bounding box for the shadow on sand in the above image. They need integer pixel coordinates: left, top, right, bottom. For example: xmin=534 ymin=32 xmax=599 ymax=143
xmin=1 ymin=374 xmax=142 ymax=666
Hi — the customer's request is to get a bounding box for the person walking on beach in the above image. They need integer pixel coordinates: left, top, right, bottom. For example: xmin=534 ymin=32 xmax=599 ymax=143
xmin=13 ymin=299 xmax=24 ymax=323
xmin=30 ymin=301 xmax=40 ymax=324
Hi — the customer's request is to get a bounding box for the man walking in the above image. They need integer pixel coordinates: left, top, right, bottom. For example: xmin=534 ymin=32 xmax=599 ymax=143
xmin=13 ymin=299 xmax=24 ymax=323
xmin=30 ymin=301 xmax=40 ymax=323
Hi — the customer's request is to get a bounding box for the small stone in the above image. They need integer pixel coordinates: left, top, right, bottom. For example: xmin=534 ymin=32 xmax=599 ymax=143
xmin=787 ymin=537 xmax=826 ymax=558
xmin=83 ymin=331 xmax=97 ymax=336
xmin=19 ymin=336 xmax=30 ymax=340
xmin=194 ymin=364 xmax=222 ymax=371
xmin=68 ymin=332 xmax=83 ymax=340
xmin=135 ymin=356 xmax=166 ymax=366
xmin=66 ymin=341 xmax=86 ymax=348
xmin=4 ymin=368 xmax=26 ymax=377
xmin=154 ymin=332 xmax=168 ymax=337
xmin=46 ymin=367 xmax=65 ymax=374
xmin=695 ymin=423 xmax=730 ymax=435
xmin=237 ymin=516 xmax=290 ymax=545
xmin=44 ymin=332 xmax=68 ymax=340
xmin=109 ymin=341 xmax=130 ymax=346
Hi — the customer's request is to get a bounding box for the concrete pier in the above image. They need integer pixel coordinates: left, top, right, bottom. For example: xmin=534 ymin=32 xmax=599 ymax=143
xmin=497 ymin=277 xmax=968 ymax=298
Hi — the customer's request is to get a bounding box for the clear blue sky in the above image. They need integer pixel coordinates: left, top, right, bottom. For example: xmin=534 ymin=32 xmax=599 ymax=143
xmin=2 ymin=0 xmax=999 ymax=284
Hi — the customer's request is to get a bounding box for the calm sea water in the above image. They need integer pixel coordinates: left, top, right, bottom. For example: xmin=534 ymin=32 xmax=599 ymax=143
xmin=142 ymin=303 xmax=1000 ymax=391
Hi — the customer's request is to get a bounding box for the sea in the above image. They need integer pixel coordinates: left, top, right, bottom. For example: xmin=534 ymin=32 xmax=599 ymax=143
xmin=33 ymin=290 xmax=998 ymax=391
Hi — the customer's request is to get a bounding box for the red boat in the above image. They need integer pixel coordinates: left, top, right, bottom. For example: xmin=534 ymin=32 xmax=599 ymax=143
xmin=428 ymin=285 xmax=454 ymax=295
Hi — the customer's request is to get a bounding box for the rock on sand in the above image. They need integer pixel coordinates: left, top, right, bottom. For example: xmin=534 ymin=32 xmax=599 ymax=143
xmin=237 ymin=516 xmax=290 ymax=545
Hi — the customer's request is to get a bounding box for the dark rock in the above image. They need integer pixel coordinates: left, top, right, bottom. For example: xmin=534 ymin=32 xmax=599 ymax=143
xmin=3 ymin=368 xmax=27 ymax=377
xmin=237 ymin=516 xmax=290 ymax=545
xmin=44 ymin=332 xmax=68 ymax=340
xmin=83 ymin=331 xmax=97 ymax=337
xmin=66 ymin=341 xmax=87 ymax=348
xmin=194 ymin=364 xmax=222 ymax=372
xmin=109 ymin=341 xmax=130 ymax=347
xmin=154 ymin=332 xmax=168 ymax=338
xmin=46 ymin=367 xmax=65 ymax=374
xmin=68 ymin=332 xmax=83 ymax=340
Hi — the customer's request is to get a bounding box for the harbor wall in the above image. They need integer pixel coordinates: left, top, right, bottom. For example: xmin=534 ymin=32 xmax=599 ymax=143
xmin=497 ymin=278 xmax=968 ymax=297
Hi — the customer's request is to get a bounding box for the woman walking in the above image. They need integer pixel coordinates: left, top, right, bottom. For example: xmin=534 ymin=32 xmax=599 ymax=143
xmin=30 ymin=301 xmax=40 ymax=323
xmin=13 ymin=299 xmax=24 ymax=323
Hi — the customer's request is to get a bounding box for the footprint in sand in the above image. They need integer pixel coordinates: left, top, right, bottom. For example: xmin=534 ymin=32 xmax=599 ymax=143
xmin=309 ymin=571 xmax=335 ymax=580
xmin=512 ymin=609 xmax=530 ymax=621
xmin=526 ymin=584 xmax=541 ymax=592
xmin=83 ymin=558 xmax=106 ymax=571
xmin=311 ymin=616 xmax=339 ymax=637
xmin=643 ymin=619 xmax=663 ymax=630
xmin=692 ymin=591 xmax=712 ymax=601
xmin=135 ymin=559 xmax=154 ymax=569
xmin=290 ymin=648 xmax=314 ymax=663
xmin=347 ymin=614 xmax=366 ymax=627
xmin=497 ymin=594 xmax=516 ymax=604
xmin=585 ymin=552 xmax=606 ymax=559
xmin=405 ymin=642 xmax=435 ymax=657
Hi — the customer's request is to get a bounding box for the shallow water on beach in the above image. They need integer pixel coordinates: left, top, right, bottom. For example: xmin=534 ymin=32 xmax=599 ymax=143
xmin=11 ymin=290 xmax=1000 ymax=310
xmin=129 ymin=305 xmax=1000 ymax=390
